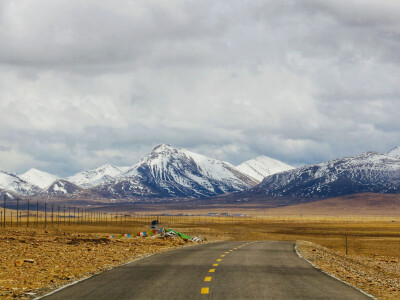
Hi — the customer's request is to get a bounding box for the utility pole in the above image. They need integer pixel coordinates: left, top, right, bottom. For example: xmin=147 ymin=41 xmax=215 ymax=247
xmin=27 ymin=199 xmax=30 ymax=227
xmin=36 ymin=199 xmax=39 ymax=227
xmin=51 ymin=204 xmax=54 ymax=228
xmin=44 ymin=202 xmax=47 ymax=229
xmin=16 ymin=197 xmax=19 ymax=227
xmin=3 ymin=194 xmax=6 ymax=228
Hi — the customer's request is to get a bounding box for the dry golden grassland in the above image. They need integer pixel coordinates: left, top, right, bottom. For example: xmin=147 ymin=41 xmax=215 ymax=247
xmin=0 ymin=222 xmax=201 ymax=299
xmin=0 ymin=213 xmax=399 ymax=299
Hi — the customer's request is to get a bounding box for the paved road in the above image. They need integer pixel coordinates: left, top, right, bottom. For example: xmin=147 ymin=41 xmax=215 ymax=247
xmin=42 ymin=241 xmax=371 ymax=300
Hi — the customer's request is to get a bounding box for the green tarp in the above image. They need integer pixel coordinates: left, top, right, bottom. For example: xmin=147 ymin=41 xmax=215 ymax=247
xmin=165 ymin=229 xmax=192 ymax=240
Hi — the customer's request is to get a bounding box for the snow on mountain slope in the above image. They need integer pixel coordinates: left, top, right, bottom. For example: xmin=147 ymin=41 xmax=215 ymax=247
xmin=388 ymin=146 xmax=400 ymax=157
xmin=92 ymin=177 xmax=158 ymax=198
xmin=67 ymin=164 xmax=126 ymax=187
xmin=0 ymin=188 xmax=17 ymax=199
xmin=251 ymin=152 xmax=400 ymax=198
xmin=0 ymin=171 xmax=40 ymax=196
xmin=20 ymin=168 xmax=58 ymax=189
xmin=41 ymin=179 xmax=83 ymax=195
xmin=108 ymin=144 xmax=258 ymax=198
xmin=237 ymin=156 xmax=294 ymax=181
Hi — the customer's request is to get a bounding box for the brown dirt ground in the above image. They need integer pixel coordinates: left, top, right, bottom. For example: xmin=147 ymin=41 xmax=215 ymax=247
xmin=0 ymin=227 xmax=204 ymax=299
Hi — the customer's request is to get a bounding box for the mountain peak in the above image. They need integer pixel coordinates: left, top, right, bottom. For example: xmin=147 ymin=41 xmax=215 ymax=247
xmin=251 ymin=151 xmax=400 ymax=198
xmin=388 ymin=146 xmax=400 ymax=157
xmin=20 ymin=168 xmax=58 ymax=189
xmin=0 ymin=171 xmax=40 ymax=195
xmin=41 ymin=179 xmax=82 ymax=195
xmin=101 ymin=163 xmax=113 ymax=168
xmin=67 ymin=164 xmax=124 ymax=187
xmin=121 ymin=144 xmax=258 ymax=198
xmin=237 ymin=155 xmax=294 ymax=181
xmin=97 ymin=163 xmax=119 ymax=170
xmin=152 ymin=144 xmax=172 ymax=151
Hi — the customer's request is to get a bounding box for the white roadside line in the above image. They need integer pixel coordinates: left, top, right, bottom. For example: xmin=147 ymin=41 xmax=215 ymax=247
xmin=294 ymin=242 xmax=376 ymax=300
xmin=35 ymin=241 xmax=214 ymax=299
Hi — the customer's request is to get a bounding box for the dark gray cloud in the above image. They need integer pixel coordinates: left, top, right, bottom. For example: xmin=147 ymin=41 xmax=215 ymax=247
xmin=0 ymin=0 xmax=399 ymax=176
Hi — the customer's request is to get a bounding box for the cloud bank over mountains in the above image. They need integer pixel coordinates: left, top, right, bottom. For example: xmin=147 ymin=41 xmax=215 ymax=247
xmin=0 ymin=0 xmax=399 ymax=176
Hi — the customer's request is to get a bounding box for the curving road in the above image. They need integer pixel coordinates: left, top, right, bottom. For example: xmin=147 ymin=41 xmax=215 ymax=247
xmin=41 ymin=241 xmax=371 ymax=300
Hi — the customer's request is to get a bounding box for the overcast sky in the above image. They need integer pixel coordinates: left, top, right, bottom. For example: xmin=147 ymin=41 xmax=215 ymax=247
xmin=1 ymin=0 xmax=400 ymax=176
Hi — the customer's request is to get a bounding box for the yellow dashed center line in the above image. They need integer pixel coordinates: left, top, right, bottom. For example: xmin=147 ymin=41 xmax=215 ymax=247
xmin=202 ymin=243 xmax=253 ymax=295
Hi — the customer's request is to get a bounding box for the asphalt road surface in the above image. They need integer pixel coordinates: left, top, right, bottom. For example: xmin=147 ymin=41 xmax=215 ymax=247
xmin=42 ymin=241 xmax=371 ymax=300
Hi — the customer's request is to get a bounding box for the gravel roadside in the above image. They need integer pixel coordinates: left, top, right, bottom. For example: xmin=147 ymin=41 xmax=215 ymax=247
xmin=296 ymin=240 xmax=400 ymax=300
xmin=0 ymin=229 xmax=202 ymax=299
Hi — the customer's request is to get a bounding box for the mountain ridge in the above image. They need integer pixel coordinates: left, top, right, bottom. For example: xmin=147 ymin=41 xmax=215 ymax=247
xmin=388 ymin=146 xmax=400 ymax=157
xmin=237 ymin=155 xmax=294 ymax=181
xmin=0 ymin=171 xmax=40 ymax=196
xmin=20 ymin=168 xmax=59 ymax=189
xmin=250 ymin=151 xmax=400 ymax=198
xmin=96 ymin=144 xmax=258 ymax=198
xmin=67 ymin=164 xmax=125 ymax=187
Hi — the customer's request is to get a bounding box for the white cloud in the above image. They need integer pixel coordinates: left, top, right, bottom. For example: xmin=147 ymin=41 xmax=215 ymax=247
xmin=0 ymin=0 xmax=399 ymax=175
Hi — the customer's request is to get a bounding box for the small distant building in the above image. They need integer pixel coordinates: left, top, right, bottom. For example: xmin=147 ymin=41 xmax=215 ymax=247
xmin=208 ymin=213 xmax=218 ymax=216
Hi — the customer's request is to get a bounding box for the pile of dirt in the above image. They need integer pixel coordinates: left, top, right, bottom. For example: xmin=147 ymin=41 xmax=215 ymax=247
xmin=297 ymin=240 xmax=400 ymax=300
xmin=0 ymin=228 xmax=194 ymax=299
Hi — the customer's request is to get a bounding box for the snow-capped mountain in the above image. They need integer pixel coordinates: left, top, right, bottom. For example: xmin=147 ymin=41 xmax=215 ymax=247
xmin=40 ymin=179 xmax=83 ymax=196
xmin=0 ymin=171 xmax=40 ymax=196
xmin=92 ymin=177 xmax=157 ymax=198
xmin=388 ymin=146 xmax=400 ymax=158
xmin=0 ymin=188 xmax=17 ymax=199
xmin=67 ymin=164 xmax=126 ymax=187
xmin=237 ymin=156 xmax=294 ymax=181
xmin=20 ymin=168 xmax=59 ymax=189
xmin=251 ymin=152 xmax=400 ymax=198
xmin=97 ymin=144 xmax=258 ymax=198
